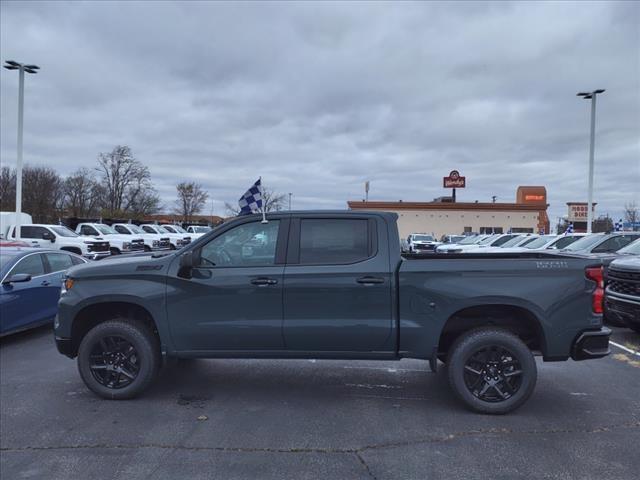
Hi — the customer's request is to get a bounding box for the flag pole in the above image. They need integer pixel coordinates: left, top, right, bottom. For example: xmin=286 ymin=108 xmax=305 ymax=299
xmin=260 ymin=177 xmax=268 ymax=224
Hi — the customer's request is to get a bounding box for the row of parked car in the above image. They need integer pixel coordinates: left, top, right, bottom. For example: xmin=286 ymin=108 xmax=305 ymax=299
xmin=403 ymin=231 xmax=640 ymax=255
xmin=0 ymin=221 xmax=213 ymax=336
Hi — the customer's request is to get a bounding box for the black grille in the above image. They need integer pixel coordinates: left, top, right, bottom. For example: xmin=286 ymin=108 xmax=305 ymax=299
xmin=159 ymin=238 xmax=170 ymax=248
xmin=131 ymin=240 xmax=145 ymax=251
xmin=607 ymin=268 xmax=640 ymax=297
xmin=88 ymin=242 xmax=110 ymax=253
xmin=414 ymin=244 xmax=435 ymax=251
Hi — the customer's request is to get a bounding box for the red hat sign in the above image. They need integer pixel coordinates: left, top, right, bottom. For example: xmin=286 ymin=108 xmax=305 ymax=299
xmin=443 ymin=170 xmax=466 ymax=188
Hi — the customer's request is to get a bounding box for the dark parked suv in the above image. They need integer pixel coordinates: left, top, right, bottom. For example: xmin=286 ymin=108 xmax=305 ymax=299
xmin=605 ymin=240 xmax=640 ymax=333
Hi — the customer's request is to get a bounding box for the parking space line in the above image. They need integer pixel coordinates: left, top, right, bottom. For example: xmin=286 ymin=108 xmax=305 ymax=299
xmin=610 ymin=341 xmax=640 ymax=357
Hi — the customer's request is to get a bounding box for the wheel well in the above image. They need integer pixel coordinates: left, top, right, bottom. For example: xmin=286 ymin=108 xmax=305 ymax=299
xmin=109 ymin=247 xmax=121 ymax=254
xmin=437 ymin=305 xmax=545 ymax=358
xmin=70 ymin=302 xmax=160 ymax=356
xmin=60 ymin=246 xmax=82 ymax=255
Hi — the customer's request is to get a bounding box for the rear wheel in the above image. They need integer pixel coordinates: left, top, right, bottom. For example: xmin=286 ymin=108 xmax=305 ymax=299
xmin=77 ymin=319 xmax=160 ymax=399
xmin=447 ymin=328 xmax=537 ymax=414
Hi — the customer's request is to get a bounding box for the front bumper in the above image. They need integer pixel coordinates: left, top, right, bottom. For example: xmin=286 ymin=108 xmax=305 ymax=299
xmin=84 ymin=251 xmax=111 ymax=260
xmin=605 ymin=294 xmax=640 ymax=328
xmin=55 ymin=335 xmax=75 ymax=358
xmin=571 ymin=327 xmax=611 ymax=361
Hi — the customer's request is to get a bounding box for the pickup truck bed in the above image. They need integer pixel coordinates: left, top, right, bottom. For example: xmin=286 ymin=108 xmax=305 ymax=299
xmin=54 ymin=210 xmax=610 ymax=413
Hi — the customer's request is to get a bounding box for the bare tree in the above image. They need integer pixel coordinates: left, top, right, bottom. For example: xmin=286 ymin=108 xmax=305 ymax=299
xmin=96 ymin=146 xmax=155 ymax=217
xmin=125 ymin=175 xmax=161 ymax=219
xmin=224 ymin=187 xmax=286 ymax=216
xmin=22 ymin=165 xmax=64 ymax=223
xmin=175 ymin=182 xmax=209 ymax=222
xmin=63 ymin=168 xmax=104 ymax=218
xmin=0 ymin=166 xmax=16 ymax=211
xmin=624 ymin=201 xmax=638 ymax=225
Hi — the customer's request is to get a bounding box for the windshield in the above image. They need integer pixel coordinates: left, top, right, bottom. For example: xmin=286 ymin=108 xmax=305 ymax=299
xmin=458 ymin=236 xmax=482 ymax=245
xmin=499 ymin=236 xmax=528 ymax=248
xmin=413 ymin=235 xmax=434 ymax=242
xmin=128 ymin=225 xmax=145 ymax=234
xmin=523 ymin=235 xmax=556 ymax=249
xmin=479 ymin=235 xmax=498 ymax=245
xmin=155 ymin=226 xmax=170 ymax=234
xmin=617 ymin=238 xmax=640 ymax=255
xmin=192 ymin=226 xmax=211 ymax=233
xmin=171 ymin=225 xmax=187 ymax=233
xmin=563 ymin=234 xmax=604 ymax=251
xmin=96 ymin=225 xmax=117 ymax=235
xmin=0 ymin=251 xmax=21 ymax=269
xmin=50 ymin=226 xmax=78 ymax=237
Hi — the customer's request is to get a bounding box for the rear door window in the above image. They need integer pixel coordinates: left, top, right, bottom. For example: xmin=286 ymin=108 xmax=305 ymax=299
xmin=44 ymin=252 xmax=75 ymax=273
xmin=299 ymin=219 xmax=370 ymax=264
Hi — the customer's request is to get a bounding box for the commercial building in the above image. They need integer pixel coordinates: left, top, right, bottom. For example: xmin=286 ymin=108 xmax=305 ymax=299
xmin=348 ymin=186 xmax=550 ymax=240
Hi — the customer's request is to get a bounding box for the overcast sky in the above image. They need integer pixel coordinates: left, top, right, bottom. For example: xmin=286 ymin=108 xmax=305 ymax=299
xmin=1 ymin=1 xmax=638 ymax=223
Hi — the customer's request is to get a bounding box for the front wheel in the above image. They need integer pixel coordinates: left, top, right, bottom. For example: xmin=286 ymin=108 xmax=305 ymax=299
xmin=77 ymin=319 xmax=160 ymax=399
xmin=447 ymin=328 xmax=537 ymax=414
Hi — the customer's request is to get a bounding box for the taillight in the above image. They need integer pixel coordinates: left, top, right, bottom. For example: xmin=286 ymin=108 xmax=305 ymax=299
xmin=585 ymin=266 xmax=604 ymax=314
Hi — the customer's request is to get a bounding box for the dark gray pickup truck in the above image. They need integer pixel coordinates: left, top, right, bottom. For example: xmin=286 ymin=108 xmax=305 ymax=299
xmin=54 ymin=211 xmax=610 ymax=413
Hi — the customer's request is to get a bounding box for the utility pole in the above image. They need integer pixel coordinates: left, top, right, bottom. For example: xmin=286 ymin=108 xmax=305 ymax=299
xmin=288 ymin=193 xmax=292 ymax=211
xmin=577 ymin=89 xmax=605 ymax=234
xmin=365 ymin=181 xmax=370 ymax=202
xmin=3 ymin=60 xmax=40 ymax=240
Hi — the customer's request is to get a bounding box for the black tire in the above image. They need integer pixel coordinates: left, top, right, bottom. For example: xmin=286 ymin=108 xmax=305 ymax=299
xmin=169 ymin=244 xmax=176 ymax=250
xmin=110 ymin=248 xmax=121 ymax=255
xmin=447 ymin=328 xmax=537 ymax=414
xmin=77 ymin=318 xmax=160 ymax=400
xmin=143 ymin=245 xmax=151 ymax=252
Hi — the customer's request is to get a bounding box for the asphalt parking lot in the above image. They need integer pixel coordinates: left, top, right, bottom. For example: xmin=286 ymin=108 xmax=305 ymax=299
xmin=1 ymin=326 xmax=639 ymax=480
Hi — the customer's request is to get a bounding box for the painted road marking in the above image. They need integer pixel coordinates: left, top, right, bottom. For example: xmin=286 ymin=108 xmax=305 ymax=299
xmin=610 ymin=341 xmax=640 ymax=357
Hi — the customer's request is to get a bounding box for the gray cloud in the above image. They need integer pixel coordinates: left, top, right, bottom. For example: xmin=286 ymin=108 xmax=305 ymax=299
xmin=1 ymin=0 xmax=638 ymax=222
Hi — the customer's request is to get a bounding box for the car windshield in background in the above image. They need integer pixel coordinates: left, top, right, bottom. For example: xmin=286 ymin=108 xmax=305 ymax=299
xmin=524 ymin=235 xmax=556 ymax=249
xmin=551 ymin=235 xmax=582 ymax=249
xmin=617 ymin=238 xmax=640 ymax=255
xmin=414 ymin=235 xmax=434 ymax=242
xmin=562 ymin=234 xmax=604 ymax=251
xmin=96 ymin=225 xmax=117 ymax=235
xmin=156 ymin=226 xmax=169 ymax=234
xmin=128 ymin=225 xmax=145 ymax=234
xmin=172 ymin=226 xmax=187 ymax=233
xmin=478 ymin=236 xmax=497 ymax=245
xmin=193 ymin=226 xmax=211 ymax=233
xmin=458 ymin=236 xmax=482 ymax=245
xmin=500 ymin=236 xmax=528 ymax=248
xmin=50 ymin=226 xmax=78 ymax=237
xmin=0 ymin=251 xmax=21 ymax=269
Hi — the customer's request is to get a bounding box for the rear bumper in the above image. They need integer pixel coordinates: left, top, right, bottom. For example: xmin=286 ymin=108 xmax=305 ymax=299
xmin=605 ymin=294 xmax=640 ymax=328
xmin=571 ymin=327 xmax=611 ymax=361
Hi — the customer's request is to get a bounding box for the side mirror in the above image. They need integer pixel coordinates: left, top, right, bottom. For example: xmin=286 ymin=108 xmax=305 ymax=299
xmin=178 ymin=251 xmax=193 ymax=279
xmin=2 ymin=273 xmax=32 ymax=285
xmin=42 ymin=231 xmax=54 ymax=242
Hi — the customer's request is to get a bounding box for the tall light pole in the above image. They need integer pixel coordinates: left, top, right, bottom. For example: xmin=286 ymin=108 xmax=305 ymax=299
xmin=577 ymin=89 xmax=605 ymax=234
xmin=288 ymin=192 xmax=292 ymax=211
xmin=3 ymin=60 xmax=39 ymax=239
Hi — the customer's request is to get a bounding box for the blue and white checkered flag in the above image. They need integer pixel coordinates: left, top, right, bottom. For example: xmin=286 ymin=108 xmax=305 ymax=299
xmin=565 ymin=223 xmax=574 ymax=234
xmin=614 ymin=219 xmax=623 ymax=232
xmin=238 ymin=178 xmax=264 ymax=216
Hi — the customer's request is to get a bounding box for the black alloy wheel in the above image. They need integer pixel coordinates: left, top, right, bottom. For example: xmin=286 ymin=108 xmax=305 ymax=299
xmin=89 ymin=335 xmax=140 ymax=389
xmin=462 ymin=346 xmax=523 ymax=402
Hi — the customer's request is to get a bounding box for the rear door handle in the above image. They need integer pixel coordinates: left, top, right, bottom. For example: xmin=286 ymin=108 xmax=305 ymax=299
xmin=251 ymin=277 xmax=278 ymax=286
xmin=356 ymin=276 xmax=384 ymax=285
xmin=41 ymin=280 xmax=51 ymax=286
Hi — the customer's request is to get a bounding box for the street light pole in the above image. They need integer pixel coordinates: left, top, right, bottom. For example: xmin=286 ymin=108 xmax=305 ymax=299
xmin=288 ymin=193 xmax=292 ymax=211
xmin=577 ymin=89 xmax=605 ymax=234
xmin=4 ymin=60 xmax=39 ymax=240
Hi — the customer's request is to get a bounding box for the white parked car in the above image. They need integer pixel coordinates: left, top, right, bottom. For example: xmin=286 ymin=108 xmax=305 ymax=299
xmin=6 ymin=224 xmax=111 ymax=260
xmin=496 ymin=234 xmax=588 ymax=253
xmin=75 ymin=223 xmax=146 ymax=255
xmin=140 ymin=224 xmax=191 ymax=250
xmin=406 ymin=234 xmax=441 ymax=253
xmin=474 ymin=234 xmax=540 ymax=253
xmin=437 ymin=234 xmax=519 ymax=253
xmin=112 ymin=223 xmax=171 ymax=251
xmin=186 ymin=225 xmax=212 ymax=235
xmin=162 ymin=224 xmax=205 ymax=240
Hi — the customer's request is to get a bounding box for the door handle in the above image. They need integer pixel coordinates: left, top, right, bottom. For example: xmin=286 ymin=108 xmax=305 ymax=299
xmin=251 ymin=277 xmax=278 ymax=286
xmin=41 ymin=280 xmax=51 ymax=286
xmin=356 ymin=276 xmax=384 ymax=285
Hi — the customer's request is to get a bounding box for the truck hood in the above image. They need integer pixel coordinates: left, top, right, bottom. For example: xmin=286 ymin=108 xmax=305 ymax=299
xmin=610 ymin=255 xmax=640 ymax=271
xmin=67 ymin=251 xmax=175 ymax=278
xmin=78 ymin=234 xmax=143 ymax=243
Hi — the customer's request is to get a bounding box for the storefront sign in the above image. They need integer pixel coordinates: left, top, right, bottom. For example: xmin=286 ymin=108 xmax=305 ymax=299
xmin=567 ymin=203 xmax=595 ymax=222
xmin=443 ymin=170 xmax=466 ymax=188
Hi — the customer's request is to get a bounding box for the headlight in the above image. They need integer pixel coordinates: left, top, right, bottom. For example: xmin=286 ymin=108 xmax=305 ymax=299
xmin=152 ymin=240 xmax=159 ymax=247
xmin=61 ymin=277 xmax=74 ymax=295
